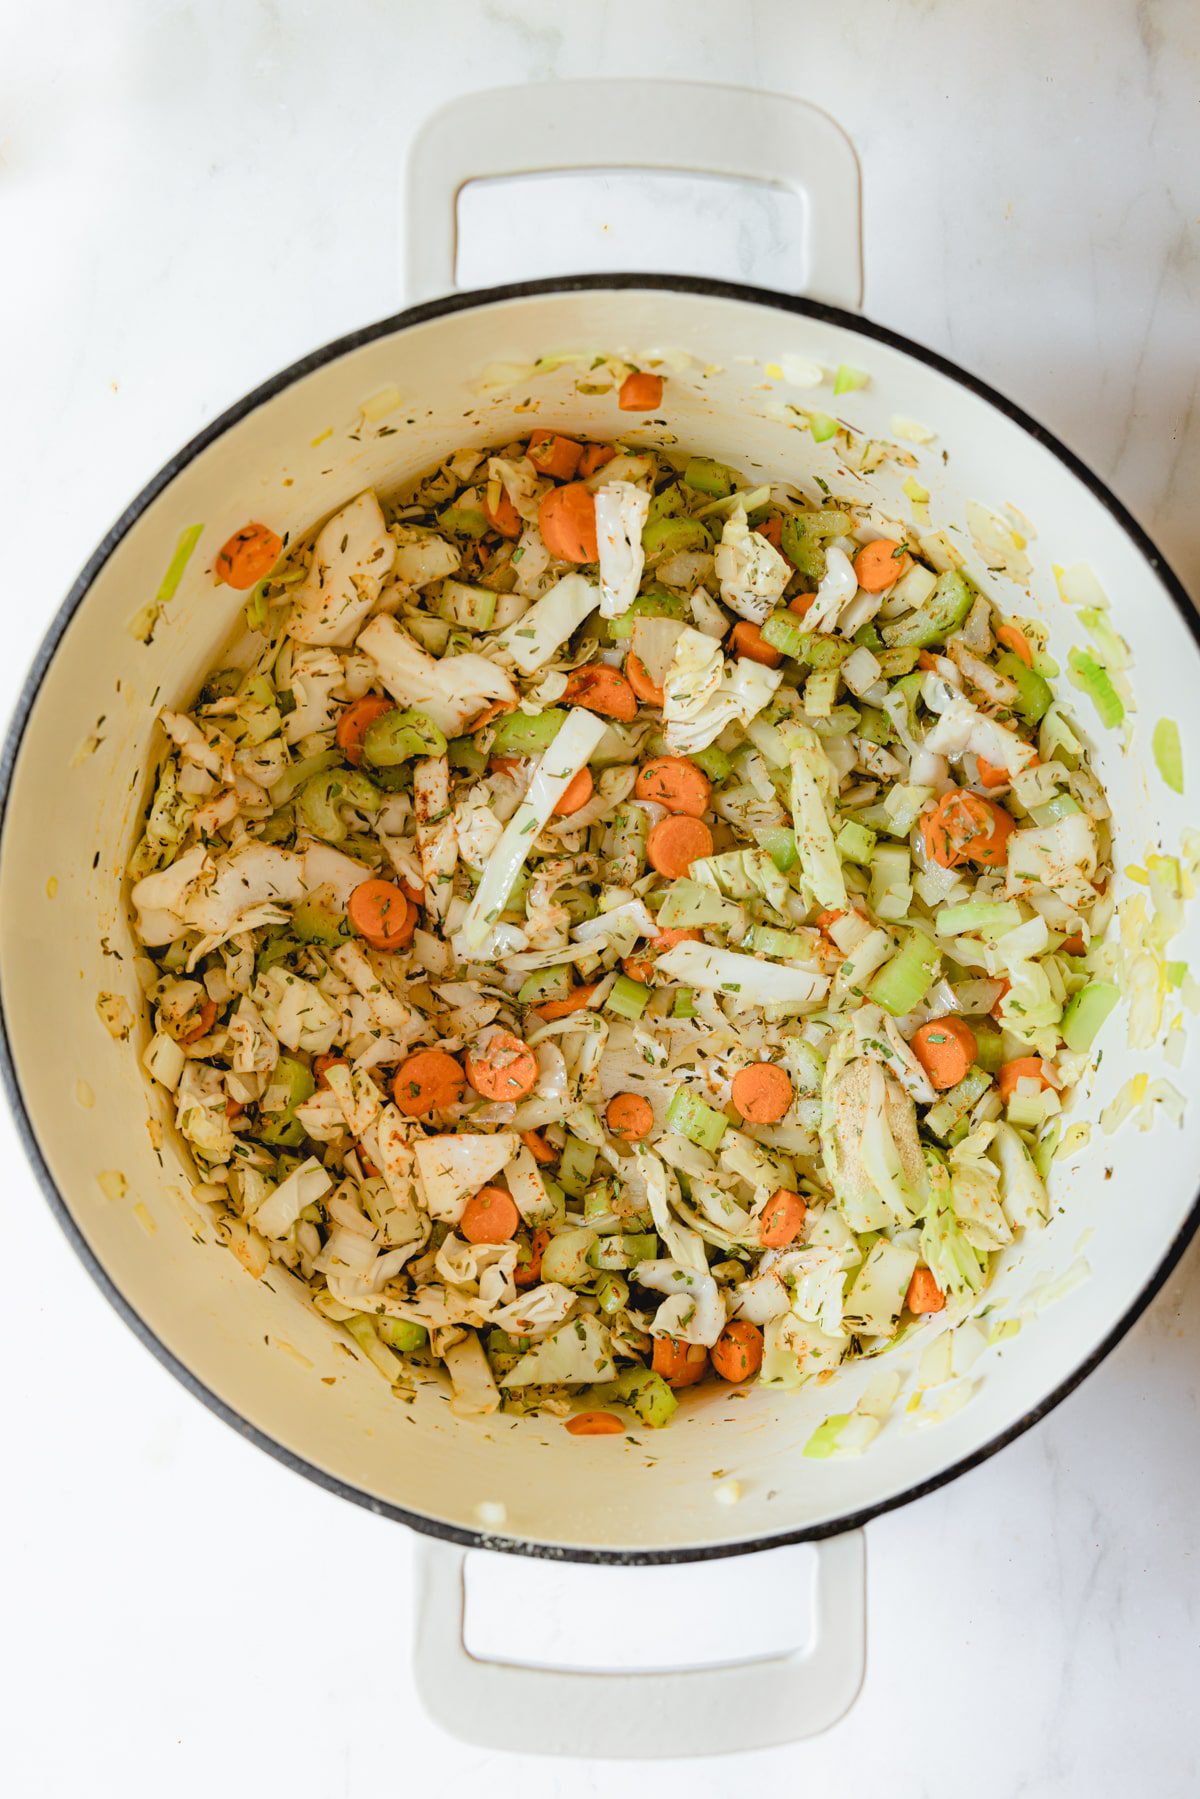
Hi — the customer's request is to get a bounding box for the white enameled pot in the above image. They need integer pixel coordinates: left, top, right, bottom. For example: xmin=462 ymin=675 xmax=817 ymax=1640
xmin=2 ymin=82 xmax=1199 ymax=1758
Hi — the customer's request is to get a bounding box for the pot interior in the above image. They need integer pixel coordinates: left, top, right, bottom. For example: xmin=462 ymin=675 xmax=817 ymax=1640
xmin=3 ymin=281 xmax=1198 ymax=1556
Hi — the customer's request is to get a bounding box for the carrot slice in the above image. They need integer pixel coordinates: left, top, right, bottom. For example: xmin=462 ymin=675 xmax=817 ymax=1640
xmin=605 ymin=1091 xmax=654 ymax=1141
xmin=759 ymin=1186 xmax=807 ymax=1248
xmin=920 ymin=790 xmax=1015 ymax=869
xmin=910 ymin=1017 xmax=977 ymax=1091
xmin=514 ymin=1225 xmax=552 ymax=1288
xmin=756 ymin=515 xmax=783 ymax=548
xmin=646 ymin=815 xmax=713 ymax=878
xmin=711 ymin=1320 xmax=764 ymax=1382
xmin=484 ymin=487 xmax=522 ymax=539
xmin=635 ymin=756 xmax=711 ymax=818
xmin=466 ymin=1029 xmax=539 ymax=1102
xmin=997 ymin=1056 xmax=1053 ymax=1104
xmin=461 ymin=1184 xmax=520 ymax=1245
xmin=618 ymin=370 xmax=664 ymax=412
xmin=996 ymin=621 xmax=1033 ymax=667
xmin=215 ymin=521 xmax=282 ymax=589
xmin=392 ymin=1048 xmax=466 ymax=1116
xmin=651 ymin=1337 xmax=709 ymax=1388
xmin=533 ymin=982 xmax=601 ymax=1021
xmin=729 ymin=621 xmax=783 ymax=668
xmin=789 ymin=592 xmax=816 ymax=616
xmin=853 ymin=538 xmax=912 ymax=593
xmin=336 ymin=693 xmax=394 ymax=766
xmin=976 ymin=756 xmax=1010 ymax=789
xmin=731 ymin=1062 xmax=793 ymax=1123
xmin=579 ymin=443 xmax=616 ymax=478
xmin=1060 ymin=933 xmax=1087 ymax=957
xmin=539 ymin=482 xmax=598 ymax=562
xmin=177 ymin=998 xmax=217 ymax=1044
xmin=520 ymin=1130 xmax=556 ymax=1165
xmin=528 ymin=430 xmax=584 ymax=481
xmin=814 ymin=908 xmax=846 ymax=936
xmin=348 ymin=878 xmax=417 ymax=950
xmin=906 ymin=1266 xmax=946 ymax=1314
xmin=313 ymin=1053 xmax=350 ymax=1089
xmin=468 ymin=698 xmax=518 ymax=736
xmin=563 ymin=664 xmax=637 ymax=721
xmin=625 ymin=649 xmax=665 ymax=707
xmin=553 ymin=766 xmax=594 ymax=817
xmin=565 ymin=1411 xmax=625 ymax=1436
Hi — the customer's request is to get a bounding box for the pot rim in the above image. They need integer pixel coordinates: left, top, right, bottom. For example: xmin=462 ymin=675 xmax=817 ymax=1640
xmin=3 ymin=270 xmax=1198 ymax=1565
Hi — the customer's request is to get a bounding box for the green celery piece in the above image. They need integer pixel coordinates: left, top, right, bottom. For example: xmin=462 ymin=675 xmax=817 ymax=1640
xmin=588 ymin=1231 xmax=658 ymax=1272
xmin=833 ymin=363 xmax=868 ymax=396
xmin=672 ymin=988 xmax=697 ymax=1019
xmin=646 ymin=483 xmax=684 ymax=525
xmin=803 ymin=666 xmax=840 ymax=718
xmin=1152 ymin=717 xmax=1184 ymax=795
xmin=435 ymin=579 xmax=498 ymax=632
xmin=836 ymin=819 xmax=877 ymax=864
xmin=874 ymin=645 xmax=921 ymax=678
xmin=362 ymin=708 xmax=448 ymax=767
xmin=606 ymin=973 xmax=651 ymax=1020
xmin=690 ymin=743 xmax=733 ymax=783
xmin=808 ymin=411 xmax=839 ymax=443
xmin=779 ymin=509 xmax=852 ymax=580
xmin=558 ymin=1135 xmax=598 ymax=1198
xmin=596 ymin=1273 xmax=630 ymax=1315
xmin=448 ymin=736 xmax=487 ymax=775
xmin=490 ymin=708 xmax=567 ymax=757
xmin=804 ymin=1414 xmax=852 ymax=1459
xmin=745 ymin=924 xmax=814 ymax=960
xmin=1068 ymin=649 xmax=1124 ymax=728
xmin=853 ymin=622 xmax=884 ymax=652
xmin=972 ymin=1025 xmax=1005 ymax=1074
xmin=925 ymin=1066 xmax=991 ymax=1138
xmin=995 ymin=651 xmax=1052 ymax=725
xmin=880 ymin=568 xmax=976 ymax=649
xmin=657 ymin=878 xmax=742 ymax=931
xmin=868 ymin=931 xmax=940 ymax=1015
xmin=296 ymin=768 xmax=380 ymax=845
xmin=607 ymin=1367 xmax=678 ymax=1429
xmin=857 ymin=705 xmax=893 ymax=746
xmin=936 ymin=901 xmax=1022 ymax=938
xmin=377 ymin=1318 xmax=427 ymax=1353
xmin=607 ymin=801 xmax=649 ymax=884
xmin=259 ymin=1055 xmax=315 ymax=1147
xmin=803 ymin=634 xmax=855 ymax=671
xmin=761 ymin=610 xmax=810 ymax=660
xmin=437 ymin=503 xmax=490 ymax=538
xmin=642 ymin=515 xmax=712 ymax=559
xmin=665 ymin=1085 xmax=729 ymax=1152
xmin=682 ymin=457 xmax=738 ymax=498
xmin=1060 ymin=980 xmax=1119 ymax=1053
xmin=291 ymin=899 xmax=347 ymax=947
xmin=758 ymin=825 xmax=798 ymax=873
xmin=517 ymin=964 xmax=573 ymax=1006
xmin=606 ymin=588 xmax=688 ymax=641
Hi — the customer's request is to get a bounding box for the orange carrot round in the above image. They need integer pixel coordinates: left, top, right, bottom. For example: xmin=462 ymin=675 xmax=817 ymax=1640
xmin=997 ymin=1056 xmax=1053 ymax=1104
xmin=711 ymin=1320 xmax=764 ymax=1383
xmin=313 ymin=1053 xmax=350 ymax=1088
xmin=539 ymin=483 xmax=598 ymax=561
xmin=533 ymin=982 xmax=601 ymax=1021
xmin=646 ymin=815 xmax=713 ymax=878
xmin=215 ymin=521 xmax=282 ymax=589
xmin=579 ymin=443 xmax=616 ymax=478
xmin=623 ymin=924 xmax=702 ymax=987
xmin=731 ymin=1062 xmax=793 ymax=1123
xmin=651 ymin=1337 xmax=709 ymax=1388
xmin=520 ymin=1129 xmax=556 ymax=1165
xmin=348 ymin=878 xmax=418 ymax=950
xmin=625 ymin=650 xmax=665 ymax=707
xmin=759 ymin=1186 xmax=807 ymax=1248
xmin=789 ymin=592 xmax=816 ymax=616
xmin=563 ymin=664 xmax=637 ymax=721
xmin=729 ymin=621 xmax=783 ymax=668
xmin=336 ymin=694 xmax=395 ymax=766
xmin=484 ymin=487 xmax=522 ymax=539
xmin=906 ymin=1266 xmax=946 ymax=1314
xmin=392 ymin=1048 xmax=466 ymax=1116
xmin=976 ymin=756 xmax=1009 ymax=789
xmin=756 ymin=515 xmax=783 ymax=548
xmin=605 ymin=1091 xmax=654 ymax=1141
xmin=177 ymin=997 xmax=217 ymax=1044
xmin=920 ymin=790 xmax=1015 ymax=869
xmin=553 ymin=766 xmax=594 ymax=817
xmin=565 ymin=1410 xmax=625 ymax=1436
xmin=465 ymin=1030 xmax=539 ymax=1102
xmin=514 ymin=1225 xmax=551 ymax=1288
xmin=635 ymin=756 xmax=711 ymax=818
xmin=618 ymin=370 xmax=664 ymax=411
xmin=528 ymin=430 xmax=583 ymax=481
xmin=910 ymin=1017 xmax=977 ymax=1091
xmin=460 ymin=1184 xmax=520 ymax=1245
xmin=852 ymin=538 xmax=912 ymax=593
xmin=996 ymin=621 xmax=1033 ymax=667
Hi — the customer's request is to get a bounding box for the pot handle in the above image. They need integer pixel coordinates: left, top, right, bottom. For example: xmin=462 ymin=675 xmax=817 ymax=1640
xmin=411 ymin=1529 xmax=865 ymax=1759
xmin=403 ymin=80 xmax=861 ymax=310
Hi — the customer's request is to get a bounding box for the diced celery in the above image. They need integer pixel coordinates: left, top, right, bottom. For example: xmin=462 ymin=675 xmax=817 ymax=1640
xmin=672 ymin=988 xmax=697 ymax=1019
xmin=657 ymin=878 xmax=742 ymax=931
xmin=607 ymin=588 xmax=688 ymax=641
xmin=873 ymin=646 xmax=921 ymax=678
xmin=880 ymin=568 xmax=976 ymax=649
xmin=377 ymin=1318 xmax=428 ymax=1353
xmin=606 ymin=973 xmax=651 ymax=1020
xmin=808 ymin=411 xmax=839 ymax=443
xmin=973 ymin=1025 xmax=1005 ymax=1073
xmin=857 ymin=705 xmax=893 ymax=745
xmin=490 ymin=708 xmax=567 ymax=757
xmin=690 ymin=743 xmax=733 ymax=783
xmin=1068 ymin=648 xmax=1124 ymax=728
xmin=761 ymin=610 xmax=810 ymax=661
xmin=925 ymin=1066 xmax=992 ymax=1138
xmin=297 ymin=768 xmax=380 ymax=845
xmin=759 ymin=825 xmax=798 ymax=873
xmin=833 ymin=363 xmax=868 ymax=396
xmin=583 ymin=1179 xmax=621 ymax=1232
xmin=437 ymin=503 xmax=490 ymax=538
xmin=642 ymin=515 xmax=712 ymax=558
xmin=779 ymin=509 xmax=852 ymax=580
xmin=804 ymin=1414 xmax=852 ymax=1458
xmin=1060 ymin=980 xmax=1119 ymax=1053
xmin=936 ymin=901 xmax=1022 ymax=938
xmin=836 ymin=819 xmax=877 ymax=864
xmin=540 ymin=1227 xmax=598 ymax=1286
xmin=558 ymin=1135 xmax=598 ymax=1198
xmin=1152 ymin=717 xmax=1184 ymax=795
xmin=868 ymin=931 xmax=940 ymax=1015
xmin=646 ymin=483 xmax=684 ymax=525
xmin=1030 ymin=793 xmax=1082 ymax=827
xmin=803 ymin=666 xmax=841 ymax=718
xmin=606 ymin=1367 xmax=679 ymax=1429
xmin=745 ymin=924 xmax=814 ymax=960
xmin=853 ymin=622 xmax=884 ymax=651
xmin=665 ymin=1085 xmax=729 ymax=1152
xmin=803 ymin=634 xmax=855 ymax=670
xmin=435 ymin=579 xmax=498 ymax=632
xmin=996 ymin=651 xmax=1052 ymax=725
xmin=683 ymin=457 xmax=737 ymax=498
xmin=588 ymin=1231 xmax=659 ymax=1272
xmin=448 ymin=735 xmax=487 ymax=776
xmin=259 ymin=1055 xmax=315 ymax=1147
xmin=362 ymin=708 xmax=448 ymax=767
xmin=291 ymin=899 xmax=347 ymax=947
xmin=518 ymin=964 xmax=573 ymax=1006
xmin=596 ymin=1273 xmax=630 ymax=1315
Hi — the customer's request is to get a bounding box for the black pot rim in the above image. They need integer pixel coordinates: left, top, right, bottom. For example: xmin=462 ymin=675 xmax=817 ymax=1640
xmin=2 ymin=270 xmax=1198 ymax=1566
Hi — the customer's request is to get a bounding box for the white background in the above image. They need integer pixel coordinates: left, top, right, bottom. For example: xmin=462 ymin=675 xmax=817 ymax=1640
xmin=3 ymin=1 xmax=1199 ymax=1792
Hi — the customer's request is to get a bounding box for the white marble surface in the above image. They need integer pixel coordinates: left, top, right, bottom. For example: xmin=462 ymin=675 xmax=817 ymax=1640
xmin=2 ymin=0 xmax=1199 ymax=1791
